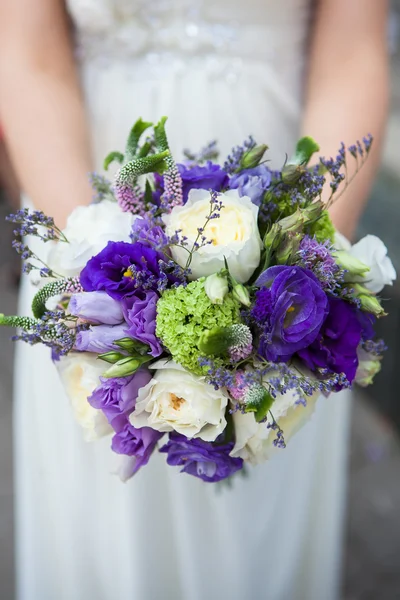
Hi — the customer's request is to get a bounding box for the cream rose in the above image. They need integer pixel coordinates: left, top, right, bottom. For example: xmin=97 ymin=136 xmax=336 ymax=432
xmin=48 ymin=200 xmax=136 ymax=278
xmin=56 ymin=352 xmax=112 ymax=441
xmin=130 ymin=359 xmax=228 ymax=441
xmin=163 ymin=189 xmax=262 ymax=283
xmin=231 ymin=383 xmax=320 ymax=463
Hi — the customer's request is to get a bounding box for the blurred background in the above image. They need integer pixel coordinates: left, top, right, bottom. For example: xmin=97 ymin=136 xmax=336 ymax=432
xmin=1 ymin=4 xmax=400 ymax=600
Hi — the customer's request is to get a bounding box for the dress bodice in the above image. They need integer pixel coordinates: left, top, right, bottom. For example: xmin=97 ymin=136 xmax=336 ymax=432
xmin=66 ymin=0 xmax=311 ymax=68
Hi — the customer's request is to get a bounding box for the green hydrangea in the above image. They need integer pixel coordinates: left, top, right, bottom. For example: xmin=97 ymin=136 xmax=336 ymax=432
xmin=307 ymin=210 xmax=335 ymax=243
xmin=156 ymin=280 xmax=240 ymax=375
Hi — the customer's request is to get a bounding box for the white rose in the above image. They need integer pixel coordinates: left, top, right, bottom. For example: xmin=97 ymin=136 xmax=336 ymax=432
xmin=56 ymin=352 xmax=112 ymax=441
xmin=231 ymin=385 xmax=320 ymax=464
xmin=130 ymin=359 xmax=228 ymax=441
xmin=48 ymin=200 xmax=136 ymax=277
xmin=349 ymin=235 xmax=396 ymax=294
xmin=163 ymin=189 xmax=262 ymax=283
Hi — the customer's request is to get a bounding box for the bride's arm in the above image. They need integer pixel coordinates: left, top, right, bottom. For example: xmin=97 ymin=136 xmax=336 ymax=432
xmin=0 ymin=0 xmax=92 ymax=227
xmin=302 ymin=0 xmax=389 ymax=239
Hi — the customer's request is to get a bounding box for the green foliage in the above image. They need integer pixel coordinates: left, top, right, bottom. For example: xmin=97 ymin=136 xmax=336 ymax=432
xmin=103 ymin=151 xmax=124 ymax=171
xmin=244 ymin=385 xmax=275 ymax=422
xmin=307 ymin=210 xmax=335 ymax=243
xmin=154 ymin=116 xmax=169 ymax=152
xmin=290 ymin=136 xmax=320 ymax=166
xmin=125 ymin=119 xmax=153 ymax=161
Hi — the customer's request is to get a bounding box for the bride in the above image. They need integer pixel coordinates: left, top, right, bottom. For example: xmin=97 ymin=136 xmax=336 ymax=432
xmin=0 ymin=1 xmax=389 ymax=599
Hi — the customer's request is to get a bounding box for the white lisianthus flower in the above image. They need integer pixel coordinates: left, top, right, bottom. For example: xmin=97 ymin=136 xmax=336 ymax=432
xmin=56 ymin=352 xmax=112 ymax=441
xmin=348 ymin=235 xmax=396 ymax=294
xmin=355 ymin=347 xmax=382 ymax=387
xmin=163 ymin=189 xmax=262 ymax=283
xmin=130 ymin=359 xmax=228 ymax=441
xmin=48 ymin=200 xmax=136 ymax=277
xmin=230 ymin=384 xmax=320 ymax=464
xmin=334 ymin=232 xmax=396 ymax=293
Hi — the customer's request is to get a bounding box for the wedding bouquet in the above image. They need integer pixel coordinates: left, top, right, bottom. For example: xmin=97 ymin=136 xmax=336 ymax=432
xmin=1 ymin=118 xmax=395 ymax=483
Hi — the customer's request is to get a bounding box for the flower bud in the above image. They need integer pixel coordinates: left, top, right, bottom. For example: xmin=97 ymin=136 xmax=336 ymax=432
xmin=243 ymin=383 xmax=275 ymax=422
xmin=204 ymin=272 xmax=229 ymax=305
xmin=102 ymin=356 xmax=150 ymax=378
xmin=281 ymin=164 xmax=305 ymax=185
xmin=334 ymin=251 xmax=370 ymax=278
xmin=240 ymin=144 xmax=268 ymax=170
xmin=263 ymin=223 xmax=282 ymax=250
xmin=231 ymin=283 xmax=251 ymax=307
xmin=275 ymin=233 xmax=302 ymax=265
xmin=277 ymin=209 xmax=305 ymax=233
xmin=355 ymin=349 xmax=382 ymax=387
xmin=352 ymin=284 xmax=386 ymax=317
xmin=114 ymin=336 xmax=149 ymax=355
xmin=302 ymin=200 xmax=324 ymax=224
xmin=98 ymin=351 xmax=126 ymax=364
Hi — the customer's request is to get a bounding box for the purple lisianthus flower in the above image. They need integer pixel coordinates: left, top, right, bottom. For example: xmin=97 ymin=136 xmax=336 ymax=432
xmin=130 ymin=217 xmax=168 ymax=250
xmin=112 ymin=423 xmax=163 ymax=477
xmin=229 ymin=165 xmax=272 ymax=205
xmin=89 ymin=369 xmax=152 ymax=432
xmin=177 ymin=161 xmax=229 ymax=202
xmin=80 ymin=241 xmax=175 ymax=300
xmin=160 ymin=433 xmax=243 ymax=483
xmin=298 ymin=296 xmax=363 ymax=386
xmin=74 ymin=323 xmax=127 ymax=353
xmin=69 ymin=291 xmax=124 ymax=325
xmin=122 ymin=290 xmax=162 ymax=357
xmin=254 ymin=265 xmax=328 ymax=362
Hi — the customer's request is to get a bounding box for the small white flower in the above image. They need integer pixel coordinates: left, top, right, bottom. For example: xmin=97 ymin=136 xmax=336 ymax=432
xmin=163 ymin=189 xmax=262 ymax=283
xmin=130 ymin=359 xmax=228 ymax=441
xmin=231 ymin=383 xmax=320 ymax=463
xmin=349 ymin=235 xmax=396 ymax=294
xmin=56 ymin=352 xmax=112 ymax=441
xmin=204 ymin=272 xmax=229 ymax=304
xmin=48 ymin=200 xmax=136 ymax=277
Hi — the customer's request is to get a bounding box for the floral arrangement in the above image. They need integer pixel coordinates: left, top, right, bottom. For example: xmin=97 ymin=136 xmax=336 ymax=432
xmin=1 ymin=117 xmax=395 ymax=483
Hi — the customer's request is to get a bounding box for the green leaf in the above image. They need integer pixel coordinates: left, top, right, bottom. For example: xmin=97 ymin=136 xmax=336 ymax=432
xmin=137 ymin=141 xmax=152 ymax=158
xmin=290 ymin=136 xmax=320 ymax=166
xmin=103 ymin=151 xmax=124 ymax=171
xmin=125 ymin=119 xmax=153 ymax=161
xmin=144 ymin=179 xmax=154 ymax=208
xmin=154 ymin=116 xmax=169 ymax=152
xmin=244 ymin=387 xmax=275 ymax=422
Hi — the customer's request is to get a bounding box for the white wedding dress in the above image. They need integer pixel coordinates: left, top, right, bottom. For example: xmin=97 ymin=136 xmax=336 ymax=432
xmin=14 ymin=1 xmax=351 ymax=599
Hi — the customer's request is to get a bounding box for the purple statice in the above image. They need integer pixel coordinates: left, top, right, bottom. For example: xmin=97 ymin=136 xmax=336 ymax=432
xmin=160 ymin=433 xmax=243 ymax=483
xmin=296 ymin=236 xmax=344 ymax=294
xmin=89 ymin=369 xmax=152 ymax=432
xmin=74 ymin=323 xmax=127 ymax=353
xmin=320 ymin=143 xmax=346 ymax=194
xmin=112 ymin=423 xmax=163 ymax=476
xmin=69 ymin=291 xmax=124 ymax=325
xmin=177 ymin=162 xmax=229 ymax=202
xmin=362 ymin=338 xmax=386 ymax=356
xmin=122 ymin=289 xmax=163 ymax=357
xmin=183 ymin=140 xmax=219 ymax=164
xmin=80 ymin=241 xmax=179 ymax=299
xmin=267 ymin=421 xmax=286 ymax=449
xmin=254 ymin=265 xmax=328 ymax=362
xmin=130 ymin=217 xmax=169 ymax=250
xmin=298 ymin=296 xmax=363 ymax=388
xmin=223 ymin=136 xmax=256 ymax=174
xmin=229 ymin=164 xmax=272 ymax=206
xmin=89 ymin=172 xmax=114 ymax=203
